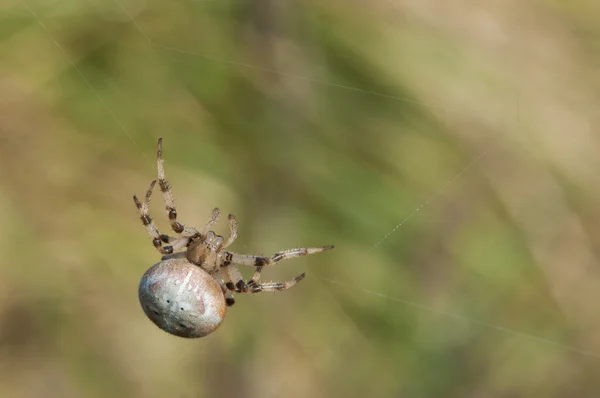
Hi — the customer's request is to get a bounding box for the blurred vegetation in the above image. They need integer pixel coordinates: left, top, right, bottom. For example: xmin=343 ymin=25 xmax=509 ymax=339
xmin=2 ymin=0 xmax=600 ymax=397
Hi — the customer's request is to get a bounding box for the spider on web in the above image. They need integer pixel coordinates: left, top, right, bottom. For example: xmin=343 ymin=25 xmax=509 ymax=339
xmin=134 ymin=138 xmax=334 ymax=338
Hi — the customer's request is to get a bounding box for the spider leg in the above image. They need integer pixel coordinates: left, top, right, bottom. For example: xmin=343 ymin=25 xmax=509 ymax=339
xmin=222 ymin=245 xmax=334 ymax=268
xmin=221 ymin=214 xmax=238 ymax=248
xmin=221 ymin=263 xmax=249 ymax=293
xmin=220 ymin=263 xmax=305 ymax=294
xmin=202 ymin=207 xmax=221 ymax=236
xmin=158 ymin=234 xmax=189 ymax=246
xmin=215 ymin=270 xmax=236 ymax=306
xmin=167 ymin=236 xmax=191 ymax=251
xmin=160 ymin=251 xmax=187 ymax=261
xmin=246 ymin=266 xmax=264 ymax=287
xmin=156 ymin=137 xmax=197 ymax=236
xmin=225 ymin=293 xmax=235 ymax=307
xmin=156 ymin=235 xmax=190 ymax=260
xmin=248 ymin=273 xmax=306 ymax=293
xmin=245 ymin=267 xmax=305 ymax=292
xmin=133 ymin=180 xmax=174 ymax=255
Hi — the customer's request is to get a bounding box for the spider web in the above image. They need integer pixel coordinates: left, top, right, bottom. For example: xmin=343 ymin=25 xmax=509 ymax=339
xmin=17 ymin=0 xmax=600 ymax=363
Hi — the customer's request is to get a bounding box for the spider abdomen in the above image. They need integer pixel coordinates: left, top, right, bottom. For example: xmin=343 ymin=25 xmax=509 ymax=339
xmin=138 ymin=258 xmax=226 ymax=338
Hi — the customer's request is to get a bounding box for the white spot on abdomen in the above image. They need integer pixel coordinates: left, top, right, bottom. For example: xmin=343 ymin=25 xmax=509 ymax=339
xmin=178 ymin=270 xmax=193 ymax=295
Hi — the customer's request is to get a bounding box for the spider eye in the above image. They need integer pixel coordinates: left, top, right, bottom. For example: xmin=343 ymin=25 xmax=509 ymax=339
xmin=139 ymin=258 xmax=227 ymax=338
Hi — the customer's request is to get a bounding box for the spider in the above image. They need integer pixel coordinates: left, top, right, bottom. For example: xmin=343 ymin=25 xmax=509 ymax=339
xmin=134 ymin=138 xmax=334 ymax=338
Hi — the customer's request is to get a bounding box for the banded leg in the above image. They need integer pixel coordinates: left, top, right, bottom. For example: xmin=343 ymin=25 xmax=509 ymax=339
xmin=246 ymin=266 xmax=264 ymax=288
xmin=133 ymin=180 xmax=173 ymax=255
xmin=221 ymin=263 xmax=305 ymax=294
xmin=249 ymin=273 xmax=306 ymax=293
xmin=155 ymin=138 xmax=201 ymax=237
xmin=222 ymin=245 xmax=334 ymax=268
xmin=224 ymin=292 xmax=235 ymax=307
xmin=158 ymin=234 xmax=194 ymax=260
xmin=156 ymin=137 xmax=186 ymax=235
xmin=222 ymin=214 xmax=238 ymax=248
xmin=161 ymin=234 xmax=191 ymax=251
xmin=221 ymin=263 xmax=248 ymax=293
xmin=215 ymin=271 xmax=236 ymax=306
xmin=202 ymin=208 xmax=221 ymax=236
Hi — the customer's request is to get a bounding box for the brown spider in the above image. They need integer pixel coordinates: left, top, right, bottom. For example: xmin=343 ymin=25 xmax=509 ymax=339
xmin=134 ymin=138 xmax=334 ymax=338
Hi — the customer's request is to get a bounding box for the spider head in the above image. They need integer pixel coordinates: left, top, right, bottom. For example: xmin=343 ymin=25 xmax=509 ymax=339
xmin=186 ymin=230 xmax=225 ymax=267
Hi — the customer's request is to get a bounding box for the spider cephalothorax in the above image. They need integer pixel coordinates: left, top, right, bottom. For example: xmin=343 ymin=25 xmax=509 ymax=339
xmin=134 ymin=138 xmax=334 ymax=338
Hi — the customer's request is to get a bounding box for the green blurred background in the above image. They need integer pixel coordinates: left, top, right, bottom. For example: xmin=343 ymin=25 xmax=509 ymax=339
xmin=2 ymin=0 xmax=600 ymax=397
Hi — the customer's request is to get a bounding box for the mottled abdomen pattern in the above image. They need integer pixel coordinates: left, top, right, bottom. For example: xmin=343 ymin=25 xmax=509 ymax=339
xmin=138 ymin=258 xmax=226 ymax=338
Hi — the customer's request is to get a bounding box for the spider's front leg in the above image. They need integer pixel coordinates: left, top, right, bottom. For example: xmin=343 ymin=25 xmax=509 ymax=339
xmin=156 ymin=138 xmax=199 ymax=238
